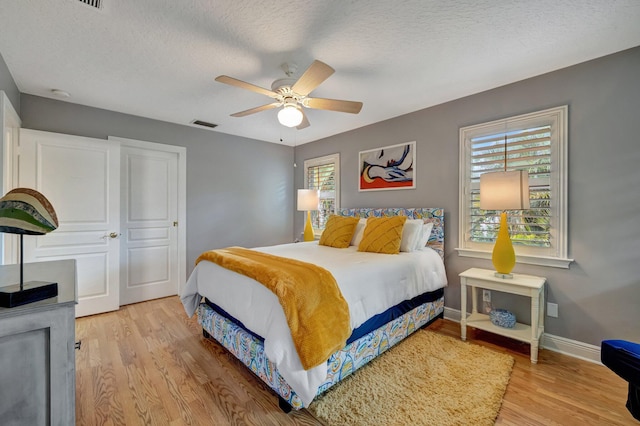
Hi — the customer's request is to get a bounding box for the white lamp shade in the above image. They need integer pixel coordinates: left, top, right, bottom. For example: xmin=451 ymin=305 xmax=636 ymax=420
xmin=297 ymin=189 xmax=319 ymax=211
xmin=278 ymin=105 xmax=303 ymax=127
xmin=480 ymin=170 xmax=530 ymax=210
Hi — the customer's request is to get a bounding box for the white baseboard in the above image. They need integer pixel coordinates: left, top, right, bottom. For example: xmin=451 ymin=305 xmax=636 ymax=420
xmin=443 ymin=307 xmax=461 ymax=322
xmin=541 ymin=333 xmax=601 ymax=364
xmin=443 ymin=307 xmax=601 ymax=364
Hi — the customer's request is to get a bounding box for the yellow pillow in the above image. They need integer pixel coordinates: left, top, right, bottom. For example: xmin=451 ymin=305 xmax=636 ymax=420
xmin=319 ymin=215 xmax=359 ymax=248
xmin=358 ymin=216 xmax=408 ymax=254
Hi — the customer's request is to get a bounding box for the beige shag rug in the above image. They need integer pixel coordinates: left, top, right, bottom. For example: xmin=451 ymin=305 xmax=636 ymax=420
xmin=307 ymin=330 xmax=514 ymax=426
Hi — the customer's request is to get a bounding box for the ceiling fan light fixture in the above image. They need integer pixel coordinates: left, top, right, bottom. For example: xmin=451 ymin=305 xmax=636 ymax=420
xmin=217 ymin=60 xmax=362 ymax=130
xmin=278 ymin=104 xmax=303 ymax=127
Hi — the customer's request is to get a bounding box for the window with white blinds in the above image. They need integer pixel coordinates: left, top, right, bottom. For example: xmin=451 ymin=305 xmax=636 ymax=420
xmin=458 ymin=106 xmax=572 ymax=268
xmin=304 ymin=153 xmax=340 ymax=234
xmin=470 ymin=126 xmax=552 ymax=247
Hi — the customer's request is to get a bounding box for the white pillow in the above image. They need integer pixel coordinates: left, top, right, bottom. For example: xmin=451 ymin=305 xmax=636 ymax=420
xmin=415 ymin=222 xmax=435 ymax=250
xmin=400 ymin=219 xmax=424 ymax=252
xmin=350 ymin=218 xmax=367 ymax=246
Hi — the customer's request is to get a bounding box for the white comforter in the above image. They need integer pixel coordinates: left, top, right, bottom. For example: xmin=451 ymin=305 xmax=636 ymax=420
xmin=181 ymin=242 xmax=447 ymax=405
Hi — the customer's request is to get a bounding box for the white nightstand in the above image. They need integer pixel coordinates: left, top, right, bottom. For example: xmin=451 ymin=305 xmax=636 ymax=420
xmin=459 ymin=267 xmax=546 ymax=363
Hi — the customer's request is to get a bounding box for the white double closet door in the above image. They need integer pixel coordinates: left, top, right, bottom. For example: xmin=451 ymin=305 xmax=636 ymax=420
xmin=16 ymin=129 xmax=185 ymax=317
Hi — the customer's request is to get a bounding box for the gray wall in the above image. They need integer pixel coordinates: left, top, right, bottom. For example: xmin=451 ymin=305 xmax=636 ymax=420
xmin=19 ymin=95 xmax=295 ymax=271
xmin=295 ymin=46 xmax=640 ymax=347
xmin=0 ymin=53 xmax=20 ymax=113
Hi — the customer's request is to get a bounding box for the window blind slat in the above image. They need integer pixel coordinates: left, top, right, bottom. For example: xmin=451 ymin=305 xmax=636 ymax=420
xmin=470 ymin=126 xmax=551 ymax=145
xmin=472 ymin=139 xmax=551 ymax=156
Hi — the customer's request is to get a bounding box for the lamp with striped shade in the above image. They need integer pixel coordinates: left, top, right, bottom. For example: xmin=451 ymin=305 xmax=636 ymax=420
xmin=0 ymin=188 xmax=59 ymax=308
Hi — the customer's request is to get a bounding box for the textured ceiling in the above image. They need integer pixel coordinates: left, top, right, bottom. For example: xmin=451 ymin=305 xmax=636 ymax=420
xmin=1 ymin=0 xmax=639 ymax=146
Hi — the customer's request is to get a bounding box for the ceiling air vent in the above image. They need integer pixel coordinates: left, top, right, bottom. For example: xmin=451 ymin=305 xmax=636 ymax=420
xmin=191 ymin=120 xmax=218 ymax=129
xmin=77 ymin=0 xmax=104 ymax=10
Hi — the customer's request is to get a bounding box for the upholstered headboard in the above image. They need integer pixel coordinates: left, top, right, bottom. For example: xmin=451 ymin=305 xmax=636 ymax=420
xmin=337 ymin=207 xmax=444 ymax=260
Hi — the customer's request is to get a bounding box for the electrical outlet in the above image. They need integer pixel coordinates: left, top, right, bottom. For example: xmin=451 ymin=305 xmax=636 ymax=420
xmin=483 ymin=290 xmax=491 ymax=303
xmin=547 ymin=302 xmax=558 ymax=318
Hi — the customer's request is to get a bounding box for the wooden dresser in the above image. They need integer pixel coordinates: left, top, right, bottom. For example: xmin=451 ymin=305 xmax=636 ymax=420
xmin=0 ymin=259 xmax=77 ymax=426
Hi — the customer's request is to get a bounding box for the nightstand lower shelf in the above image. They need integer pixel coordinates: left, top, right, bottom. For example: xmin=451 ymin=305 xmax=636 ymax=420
xmin=465 ymin=313 xmax=543 ymax=344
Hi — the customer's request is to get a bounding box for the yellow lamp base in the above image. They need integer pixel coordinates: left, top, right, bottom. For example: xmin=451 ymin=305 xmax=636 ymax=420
xmin=303 ymin=210 xmax=315 ymax=242
xmin=492 ymin=212 xmax=516 ymax=277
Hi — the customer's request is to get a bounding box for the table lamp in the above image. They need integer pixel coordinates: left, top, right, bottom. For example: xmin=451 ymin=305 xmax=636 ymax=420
xmin=297 ymin=189 xmax=319 ymax=242
xmin=480 ymin=170 xmax=529 ymax=278
xmin=0 ymin=188 xmax=59 ymax=308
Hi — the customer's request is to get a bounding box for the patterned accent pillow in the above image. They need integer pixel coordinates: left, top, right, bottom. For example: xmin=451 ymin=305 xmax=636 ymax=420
xmin=319 ymin=215 xmax=359 ymax=248
xmin=358 ymin=216 xmax=408 ymax=254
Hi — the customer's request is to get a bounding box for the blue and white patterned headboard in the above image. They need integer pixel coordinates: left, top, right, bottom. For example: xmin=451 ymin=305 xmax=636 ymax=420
xmin=337 ymin=207 xmax=445 ymax=260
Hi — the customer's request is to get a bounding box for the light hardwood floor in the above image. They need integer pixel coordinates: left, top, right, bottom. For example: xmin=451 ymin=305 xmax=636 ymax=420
xmin=75 ymin=296 xmax=637 ymax=425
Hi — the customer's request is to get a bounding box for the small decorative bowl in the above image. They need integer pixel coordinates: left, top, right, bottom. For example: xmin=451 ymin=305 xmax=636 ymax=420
xmin=490 ymin=308 xmax=516 ymax=328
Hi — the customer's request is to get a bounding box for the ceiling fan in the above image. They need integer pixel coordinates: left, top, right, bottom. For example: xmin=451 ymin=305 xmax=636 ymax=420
xmin=215 ymin=60 xmax=363 ymax=129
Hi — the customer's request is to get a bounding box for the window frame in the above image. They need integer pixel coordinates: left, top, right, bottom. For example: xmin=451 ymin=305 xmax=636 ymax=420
xmin=303 ymin=153 xmax=340 ymax=237
xmin=457 ymin=106 xmax=573 ymax=268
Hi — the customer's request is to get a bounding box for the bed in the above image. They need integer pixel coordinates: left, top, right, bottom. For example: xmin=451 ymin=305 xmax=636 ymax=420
xmin=181 ymin=207 xmax=447 ymax=411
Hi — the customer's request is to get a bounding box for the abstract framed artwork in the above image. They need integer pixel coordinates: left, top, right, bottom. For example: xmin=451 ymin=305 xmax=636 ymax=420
xmin=359 ymin=141 xmax=416 ymax=191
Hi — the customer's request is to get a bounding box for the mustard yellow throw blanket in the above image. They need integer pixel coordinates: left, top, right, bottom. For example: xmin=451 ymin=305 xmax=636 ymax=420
xmin=196 ymin=247 xmax=351 ymax=370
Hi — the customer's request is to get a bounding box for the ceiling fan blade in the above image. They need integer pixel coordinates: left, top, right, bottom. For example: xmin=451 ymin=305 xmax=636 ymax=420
xmin=215 ymin=75 xmax=279 ymax=98
xmin=291 ymin=60 xmax=335 ymax=96
xmin=305 ymin=97 xmax=363 ymax=114
xmin=296 ymin=110 xmax=310 ymax=130
xmin=230 ymin=102 xmax=280 ymax=117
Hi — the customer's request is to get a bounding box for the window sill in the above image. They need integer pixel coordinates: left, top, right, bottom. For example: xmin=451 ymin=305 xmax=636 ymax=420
xmin=455 ymin=248 xmax=574 ymax=269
